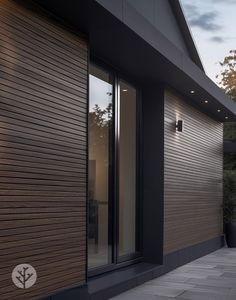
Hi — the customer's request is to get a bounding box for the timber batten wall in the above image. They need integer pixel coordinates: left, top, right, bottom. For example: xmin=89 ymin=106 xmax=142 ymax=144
xmin=0 ymin=0 xmax=88 ymax=299
xmin=164 ymin=90 xmax=223 ymax=255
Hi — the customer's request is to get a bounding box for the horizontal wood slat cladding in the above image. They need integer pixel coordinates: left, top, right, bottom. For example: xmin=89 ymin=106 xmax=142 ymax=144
xmin=0 ymin=0 xmax=87 ymax=299
xmin=164 ymin=90 xmax=223 ymax=255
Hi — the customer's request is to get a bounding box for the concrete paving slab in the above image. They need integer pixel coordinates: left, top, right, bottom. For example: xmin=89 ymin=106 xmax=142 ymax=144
xmin=109 ymin=248 xmax=236 ymax=300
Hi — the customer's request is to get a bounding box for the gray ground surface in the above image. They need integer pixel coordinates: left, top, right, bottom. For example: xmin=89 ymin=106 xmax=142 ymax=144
xmin=110 ymin=248 xmax=236 ymax=300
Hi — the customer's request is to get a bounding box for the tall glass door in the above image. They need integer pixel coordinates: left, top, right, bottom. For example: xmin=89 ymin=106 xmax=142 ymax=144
xmin=88 ymin=63 xmax=140 ymax=273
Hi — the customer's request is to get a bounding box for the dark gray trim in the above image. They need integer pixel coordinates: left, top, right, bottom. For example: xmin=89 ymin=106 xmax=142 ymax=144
xmin=142 ymin=85 xmax=164 ymax=264
xmin=42 ymin=285 xmax=89 ymax=300
xmin=168 ymin=0 xmax=204 ymax=71
xmin=95 ymin=0 xmax=204 ymax=71
xmin=35 ymin=0 xmax=236 ymax=122
xmin=87 ymin=236 xmax=224 ymax=300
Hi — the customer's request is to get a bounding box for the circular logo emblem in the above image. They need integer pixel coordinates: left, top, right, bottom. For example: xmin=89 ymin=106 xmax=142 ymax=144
xmin=12 ymin=264 xmax=37 ymax=289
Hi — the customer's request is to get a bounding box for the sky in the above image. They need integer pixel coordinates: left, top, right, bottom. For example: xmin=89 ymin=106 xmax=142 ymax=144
xmin=180 ymin=0 xmax=236 ymax=84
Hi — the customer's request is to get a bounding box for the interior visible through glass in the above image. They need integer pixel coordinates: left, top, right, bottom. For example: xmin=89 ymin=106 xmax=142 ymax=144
xmin=88 ymin=65 xmax=113 ymax=269
xmin=88 ymin=64 xmax=138 ymax=271
xmin=119 ymin=80 xmax=137 ymax=257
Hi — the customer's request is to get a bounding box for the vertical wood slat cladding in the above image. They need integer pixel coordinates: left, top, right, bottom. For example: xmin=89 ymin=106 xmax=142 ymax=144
xmin=0 ymin=0 xmax=87 ymax=299
xmin=164 ymin=90 xmax=223 ymax=255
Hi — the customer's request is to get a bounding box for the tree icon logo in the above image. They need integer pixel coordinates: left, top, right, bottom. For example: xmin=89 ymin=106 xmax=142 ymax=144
xmin=12 ymin=264 xmax=37 ymax=289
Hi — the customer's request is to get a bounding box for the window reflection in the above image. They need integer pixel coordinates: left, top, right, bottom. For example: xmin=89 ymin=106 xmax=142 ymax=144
xmin=88 ymin=65 xmax=113 ymax=269
xmin=88 ymin=65 xmax=138 ymax=270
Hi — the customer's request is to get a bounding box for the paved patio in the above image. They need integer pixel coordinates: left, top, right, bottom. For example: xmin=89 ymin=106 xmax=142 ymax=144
xmin=110 ymin=248 xmax=236 ymax=300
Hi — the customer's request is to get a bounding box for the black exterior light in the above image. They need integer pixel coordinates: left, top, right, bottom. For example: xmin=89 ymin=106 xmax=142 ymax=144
xmin=176 ymin=120 xmax=184 ymax=132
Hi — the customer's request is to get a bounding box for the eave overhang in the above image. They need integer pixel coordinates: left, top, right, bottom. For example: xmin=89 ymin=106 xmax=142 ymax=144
xmin=35 ymin=0 xmax=236 ymax=122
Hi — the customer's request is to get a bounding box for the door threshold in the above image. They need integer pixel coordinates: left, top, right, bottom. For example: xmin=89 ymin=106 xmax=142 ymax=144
xmin=88 ymin=262 xmax=162 ymax=300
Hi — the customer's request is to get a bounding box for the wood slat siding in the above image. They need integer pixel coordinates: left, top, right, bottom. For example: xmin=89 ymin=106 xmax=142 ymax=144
xmin=164 ymin=90 xmax=223 ymax=255
xmin=0 ymin=0 xmax=87 ymax=299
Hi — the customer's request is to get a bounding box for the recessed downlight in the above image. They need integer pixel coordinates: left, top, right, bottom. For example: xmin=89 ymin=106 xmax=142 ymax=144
xmin=190 ymin=90 xmax=195 ymax=94
xmin=204 ymin=100 xmax=208 ymax=104
xmin=225 ymin=116 xmax=229 ymax=120
xmin=217 ymin=109 xmax=221 ymax=113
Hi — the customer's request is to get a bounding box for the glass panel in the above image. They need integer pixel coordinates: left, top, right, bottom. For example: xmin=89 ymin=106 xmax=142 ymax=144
xmin=88 ymin=64 xmax=113 ymax=269
xmin=119 ymin=80 xmax=137 ymax=257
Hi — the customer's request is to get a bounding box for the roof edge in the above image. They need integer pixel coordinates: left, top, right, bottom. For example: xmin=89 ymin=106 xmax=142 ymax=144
xmin=168 ymin=0 xmax=205 ymax=72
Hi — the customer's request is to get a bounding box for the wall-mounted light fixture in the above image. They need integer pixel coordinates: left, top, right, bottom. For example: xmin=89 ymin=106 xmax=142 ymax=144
xmin=176 ymin=120 xmax=184 ymax=132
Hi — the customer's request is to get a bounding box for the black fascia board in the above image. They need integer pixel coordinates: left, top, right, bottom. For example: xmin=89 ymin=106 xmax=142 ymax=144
xmin=168 ymin=0 xmax=204 ymax=72
xmin=35 ymin=0 xmax=236 ymax=122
